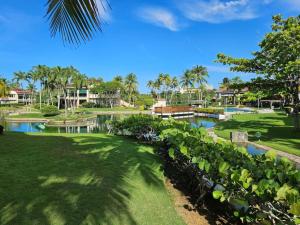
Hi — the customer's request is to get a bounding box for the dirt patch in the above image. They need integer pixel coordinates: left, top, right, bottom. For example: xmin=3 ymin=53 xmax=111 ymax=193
xmin=165 ymin=179 xmax=229 ymax=225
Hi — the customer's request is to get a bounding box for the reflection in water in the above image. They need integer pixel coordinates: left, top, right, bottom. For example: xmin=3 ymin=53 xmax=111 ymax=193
xmin=2 ymin=113 xmax=267 ymax=156
xmin=182 ymin=117 xmax=216 ymax=129
xmin=2 ymin=114 xmax=129 ymax=134
xmin=2 ymin=115 xmax=217 ymax=134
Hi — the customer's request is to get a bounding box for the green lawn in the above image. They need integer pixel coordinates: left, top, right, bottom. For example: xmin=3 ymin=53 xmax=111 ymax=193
xmin=76 ymin=107 xmax=147 ymax=113
xmin=215 ymin=112 xmax=300 ymax=156
xmin=0 ymin=132 xmax=185 ymax=225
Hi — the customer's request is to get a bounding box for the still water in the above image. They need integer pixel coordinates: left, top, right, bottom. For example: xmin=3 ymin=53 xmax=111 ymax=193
xmin=0 ymin=114 xmax=266 ymax=155
xmin=1 ymin=115 xmax=216 ymax=134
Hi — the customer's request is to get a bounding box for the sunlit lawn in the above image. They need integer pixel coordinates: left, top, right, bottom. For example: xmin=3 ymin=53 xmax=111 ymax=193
xmin=0 ymin=132 xmax=185 ymax=225
xmin=215 ymin=112 xmax=300 ymax=156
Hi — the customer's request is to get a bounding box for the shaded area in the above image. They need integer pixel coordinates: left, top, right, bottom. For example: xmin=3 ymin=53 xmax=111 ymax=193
xmin=0 ymin=132 xmax=185 ymax=225
xmin=215 ymin=112 xmax=300 ymax=156
xmin=160 ymin=150 xmax=241 ymax=225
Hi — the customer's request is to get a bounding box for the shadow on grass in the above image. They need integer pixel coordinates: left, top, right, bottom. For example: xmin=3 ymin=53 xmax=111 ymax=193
xmin=0 ymin=133 xmax=163 ymax=225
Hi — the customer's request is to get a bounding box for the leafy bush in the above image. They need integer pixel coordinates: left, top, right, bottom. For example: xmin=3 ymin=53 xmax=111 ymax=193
xmin=194 ymin=108 xmax=225 ymax=115
xmin=110 ymin=114 xmax=300 ymax=224
xmin=41 ymin=105 xmax=60 ymax=116
xmin=33 ymin=103 xmax=48 ymax=110
xmin=108 ymin=114 xmax=161 ymax=141
xmin=81 ymin=102 xmax=96 ymax=108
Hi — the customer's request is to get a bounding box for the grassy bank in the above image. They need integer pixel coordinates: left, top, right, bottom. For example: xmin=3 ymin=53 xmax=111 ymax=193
xmin=0 ymin=132 xmax=185 ymax=225
xmin=76 ymin=107 xmax=149 ymax=113
xmin=215 ymin=112 xmax=300 ymax=156
xmin=7 ymin=112 xmax=96 ymax=121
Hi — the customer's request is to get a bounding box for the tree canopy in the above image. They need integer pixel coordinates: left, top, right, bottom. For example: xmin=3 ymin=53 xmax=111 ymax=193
xmin=217 ymin=15 xmax=300 ymax=130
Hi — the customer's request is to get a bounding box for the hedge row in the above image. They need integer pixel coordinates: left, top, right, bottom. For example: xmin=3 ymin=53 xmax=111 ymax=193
xmin=194 ymin=108 xmax=225 ymax=115
xmin=109 ymin=115 xmax=300 ymax=225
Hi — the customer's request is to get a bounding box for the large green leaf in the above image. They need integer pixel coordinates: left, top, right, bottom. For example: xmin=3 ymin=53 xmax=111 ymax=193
xmin=46 ymin=0 xmax=109 ymax=45
xmin=212 ymin=190 xmax=223 ymax=199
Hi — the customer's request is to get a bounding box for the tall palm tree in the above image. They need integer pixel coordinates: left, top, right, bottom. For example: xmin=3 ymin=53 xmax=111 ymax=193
xmin=32 ymin=65 xmax=49 ymax=109
xmin=191 ymin=65 xmax=208 ymax=102
xmin=73 ymin=73 xmax=87 ymax=110
xmin=113 ymin=75 xmax=123 ymax=84
xmin=169 ymin=77 xmax=178 ymax=105
xmin=180 ymin=70 xmax=195 ymax=104
xmin=46 ymin=0 xmax=110 ymax=45
xmin=124 ymin=73 xmax=138 ymax=105
xmin=13 ymin=71 xmax=29 ymax=104
xmin=13 ymin=71 xmax=27 ymax=89
xmin=54 ymin=66 xmax=71 ymax=114
xmin=147 ymin=80 xmax=157 ymax=99
xmin=0 ymin=78 xmax=9 ymax=99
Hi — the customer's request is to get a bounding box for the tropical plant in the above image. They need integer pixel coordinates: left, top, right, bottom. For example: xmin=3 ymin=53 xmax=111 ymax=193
xmin=180 ymin=70 xmax=195 ymax=104
xmin=41 ymin=105 xmax=60 ymax=116
xmin=46 ymin=0 xmax=110 ymax=45
xmin=0 ymin=77 xmax=9 ymax=98
xmin=191 ymin=65 xmax=208 ymax=102
xmin=110 ymin=115 xmax=300 ymax=224
xmin=217 ymin=15 xmax=300 ymax=130
xmin=124 ymin=73 xmax=138 ymax=105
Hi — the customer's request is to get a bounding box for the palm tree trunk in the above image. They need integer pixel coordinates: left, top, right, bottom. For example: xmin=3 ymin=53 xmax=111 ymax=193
xmin=64 ymin=91 xmax=67 ymax=116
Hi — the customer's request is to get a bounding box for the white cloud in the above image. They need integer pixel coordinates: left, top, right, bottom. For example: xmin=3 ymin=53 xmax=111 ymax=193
xmin=178 ymin=0 xmax=265 ymax=23
xmin=137 ymin=7 xmax=179 ymax=31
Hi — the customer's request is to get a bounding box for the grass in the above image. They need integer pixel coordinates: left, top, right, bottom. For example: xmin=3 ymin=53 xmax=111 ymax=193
xmin=76 ymin=107 xmax=147 ymax=112
xmin=8 ymin=113 xmax=96 ymax=121
xmin=0 ymin=132 xmax=185 ymax=225
xmin=215 ymin=112 xmax=300 ymax=156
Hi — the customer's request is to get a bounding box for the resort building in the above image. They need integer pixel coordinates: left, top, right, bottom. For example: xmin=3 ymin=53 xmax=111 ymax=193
xmin=216 ymin=87 xmax=249 ymax=104
xmin=57 ymin=86 xmax=131 ymax=108
xmin=0 ymin=89 xmax=33 ymax=105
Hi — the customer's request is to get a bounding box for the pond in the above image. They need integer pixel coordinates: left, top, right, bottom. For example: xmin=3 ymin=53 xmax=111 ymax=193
xmin=1 ymin=114 xmax=266 ymax=155
xmin=1 ymin=115 xmax=217 ymax=134
xmin=1 ymin=115 xmax=124 ymax=134
xmin=224 ymin=107 xmax=253 ymax=113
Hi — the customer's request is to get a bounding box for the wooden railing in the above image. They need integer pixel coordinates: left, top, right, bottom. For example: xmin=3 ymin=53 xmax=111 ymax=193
xmin=154 ymin=106 xmax=192 ymax=114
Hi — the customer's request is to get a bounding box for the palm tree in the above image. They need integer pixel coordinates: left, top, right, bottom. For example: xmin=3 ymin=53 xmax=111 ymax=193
xmin=72 ymin=73 xmax=87 ymax=110
xmin=13 ymin=71 xmax=27 ymax=89
xmin=124 ymin=73 xmax=138 ymax=105
xmin=169 ymin=77 xmax=178 ymax=105
xmin=161 ymin=74 xmax=171 ymax=102
xmin=191 ymin=65 xmax=208 ymax=102
xmin=46 ymin=0 xmax=110 ymax=45
xmin=13 ymin=71 xmax=29 ymax=104
xmin=0 ymin=78 xmax=9 ymax=99
xmin=32 ymin=65 xmax=49 ymax=109
xmin=221 ymin=77 xmax=230 ymax=89
xmin=154 ymin=78 xmax=162 ymax=99
xmin=180 ymin=70 xmax=195 ymax=104
xmin=54 ymin=66 xmax=70 ymax=114
xmin=113 ymin=75 xmax=123 ymax=84
xmin=147 ymin=80 xmax=156 ymax=99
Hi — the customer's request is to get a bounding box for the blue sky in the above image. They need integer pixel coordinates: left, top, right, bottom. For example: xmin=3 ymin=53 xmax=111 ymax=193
xmin=0 ymin=0 xmax=300 ymax=92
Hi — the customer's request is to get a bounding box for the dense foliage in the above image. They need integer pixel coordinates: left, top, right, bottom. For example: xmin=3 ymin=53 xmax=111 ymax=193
xmin=110 ymin=115 xmax=300 ymax=224
xmin=217 ymin=15 xmax=300 ymax=130
xmin=194 ymin=108 xmax=224 ymax=115
xmin=40 ymin=105 xmax=60 ymax=116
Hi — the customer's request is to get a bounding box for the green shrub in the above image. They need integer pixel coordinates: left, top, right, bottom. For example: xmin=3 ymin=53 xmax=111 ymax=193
xmin=41 ymin=105 xmax=60 ymax=116
xmin=81 ymin=102 xmax=96 ymax=108
xmin=33 ymin=103 xmax=48 ymax=110
xmin=194 ymin=108 xmax=225 ymax=115
xmin=110 ymin=115 xmax=300 ymax=224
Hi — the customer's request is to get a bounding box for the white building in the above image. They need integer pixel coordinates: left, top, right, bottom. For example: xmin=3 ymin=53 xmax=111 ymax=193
xmin=0 ymin=89 xmax=33 ymax=105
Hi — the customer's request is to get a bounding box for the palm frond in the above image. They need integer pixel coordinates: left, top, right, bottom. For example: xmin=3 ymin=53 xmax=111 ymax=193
xmin=46 ymin=0 xmax=110 ymax=45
